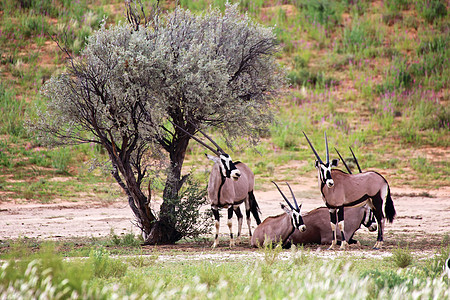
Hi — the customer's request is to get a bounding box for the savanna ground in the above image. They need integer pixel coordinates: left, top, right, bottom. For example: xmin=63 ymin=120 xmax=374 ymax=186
xmin=0 ymin=1 xmax=449 ymax=297
xmin=1 ymin=173 xmax=449 ymax=255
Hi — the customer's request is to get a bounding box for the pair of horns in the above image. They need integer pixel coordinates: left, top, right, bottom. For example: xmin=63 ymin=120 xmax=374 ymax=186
xmin=272 ymin=181 xmax=300 ymax=211
xmin=302 ymin=131 xmax=330 ymax=165
xmin=169 ymin=120 xmax=225 ymax=156
xmin=335 ymin=147 xmax=362 ymax=174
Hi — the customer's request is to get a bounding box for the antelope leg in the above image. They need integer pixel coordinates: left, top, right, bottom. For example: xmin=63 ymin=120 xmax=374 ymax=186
xmin=227 ymin=207 xmax=235 ymax=247
xmin=338 ymin=207 xmax=348 ymax=250
xmin=234 ymin=206 xmax=243 ymax=244
xmin=372 ymin=200 xmax=385 ymax=250
xmin=212 ymin=208 xmax=220 ymax=248
xmin=328 ymin=208 xmax=338 ymax=250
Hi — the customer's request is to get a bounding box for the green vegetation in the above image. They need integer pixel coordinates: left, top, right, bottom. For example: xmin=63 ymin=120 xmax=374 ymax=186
xmin=0 ymin=2 xmax=448 ymax=296
xmin=1 ymin=240 xmax=449 ymax=299
xmin=0 ymin=0 xmax=447 ymax=204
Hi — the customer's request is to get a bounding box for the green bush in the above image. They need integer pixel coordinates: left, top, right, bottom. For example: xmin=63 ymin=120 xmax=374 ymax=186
xmin=392 ymin=245 xmax=413 ymax=268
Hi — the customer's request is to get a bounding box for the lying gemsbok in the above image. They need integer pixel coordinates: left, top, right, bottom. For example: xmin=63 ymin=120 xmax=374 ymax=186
xmin=173 ymin=122 xmax=261 ymax=248
xmin=289 ymin=205 xmax=377 ymax=246
xmin=251 ymin=182 xmax=306 ymax=248
xmin=302 ymin=132 xmax=396 ymax=249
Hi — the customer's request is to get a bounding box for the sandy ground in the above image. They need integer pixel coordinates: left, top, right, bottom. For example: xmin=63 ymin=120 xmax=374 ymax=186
xmin=1 ymin=175 xmax=449 ymax=249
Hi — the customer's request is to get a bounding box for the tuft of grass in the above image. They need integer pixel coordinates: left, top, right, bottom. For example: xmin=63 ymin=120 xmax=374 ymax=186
xmin=108 ymin=229 xmax=142 ymax=247
xmin=262 ymin=241 xmax=283 ymax=266
xmin=337 ymin=17 xmax=384 ymax=58
xmin=392 ymin=244 xmax=413 ymax=268
xmin=422 ymin=244 xmax=450 ymax=278
xmin=89 ymin=247 xmax=128 ymax=278
xmin=416 ymin=0 xmax=448 ymax=24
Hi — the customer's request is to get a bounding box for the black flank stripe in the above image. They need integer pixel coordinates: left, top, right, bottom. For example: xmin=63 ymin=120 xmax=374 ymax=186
xmin=343 ymin=194 xmax=370 ymax=207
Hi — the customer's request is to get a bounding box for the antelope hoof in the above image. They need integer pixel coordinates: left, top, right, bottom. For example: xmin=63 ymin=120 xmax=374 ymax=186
xmin=372 ymin=241 xmax=383 ymax=250
xmin=327 ymin=241 xmax=338 ymax=250
xmin=212 ymin=241 xmax=218 ymax=248
xmin=340 ymin=241 xmax=349 ymax=250
xmin=229 ymin=239 xmax=235 ymax=248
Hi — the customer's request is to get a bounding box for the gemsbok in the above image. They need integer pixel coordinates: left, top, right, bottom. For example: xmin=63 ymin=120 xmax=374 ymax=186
xmin=251 ymin=182 xmax=306 ymax=248
xmin=289 ymin=205 xmax=377 ymax=246
xmin=302 ymin=132 xmax=396 ymax=249
xmin=173 ymin=122 xmax=261 ymax=248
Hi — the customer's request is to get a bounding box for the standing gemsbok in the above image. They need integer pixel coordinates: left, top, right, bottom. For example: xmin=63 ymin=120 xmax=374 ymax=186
xmin=173 ymin=122 xmax=261 ymax=248
xmin=302 ymin=132 xmax=396 ymax=249
xmin=251 ymin=182 xmax=306 ymax=248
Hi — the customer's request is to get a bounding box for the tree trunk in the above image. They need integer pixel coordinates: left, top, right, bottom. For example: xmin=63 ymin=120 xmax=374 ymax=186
xmin=143 ymin=131 xmax=190 ymax=245
xmin=106 ymin=143 xmax=156 ymax=240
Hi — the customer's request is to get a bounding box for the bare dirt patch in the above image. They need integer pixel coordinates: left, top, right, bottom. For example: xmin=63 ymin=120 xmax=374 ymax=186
xmin=1 ymin=175 xmax=448 ymax=254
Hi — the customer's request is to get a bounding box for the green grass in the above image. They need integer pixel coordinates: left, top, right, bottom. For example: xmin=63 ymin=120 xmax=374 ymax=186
xmin=0 ymin=0 xmax=448 ymax=199
xmin=1 ymin=239 xmax=450 ymax=299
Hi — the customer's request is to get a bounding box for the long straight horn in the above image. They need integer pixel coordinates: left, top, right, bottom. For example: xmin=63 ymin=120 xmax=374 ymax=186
xmin=302 ymin=131 xmax=323 ymax=164
xmin=349 ymin=147 xmax=362 ymax=173
xmin=272 ymin=181 xmax=294 ymax=210
xmin=285 ymin=182 xmax=299 ymax=210
xmin=169 ymin=120 xmax=221 ymax=156
xmin=189 ymin=120 xmax=225 ymax=154
xmin=335 ymin=147 xmax=352 ymax=174
xmin=324 ymin=132 xmax=330 ymax=164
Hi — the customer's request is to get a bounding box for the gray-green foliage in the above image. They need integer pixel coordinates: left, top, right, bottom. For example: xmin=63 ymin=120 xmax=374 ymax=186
xmin=36 ymin=3 xmax=282 ymax=147
xmin=32 ymin=3 xmax=283 ymax=243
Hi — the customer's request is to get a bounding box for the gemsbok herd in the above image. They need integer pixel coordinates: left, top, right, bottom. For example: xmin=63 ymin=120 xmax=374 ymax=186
xmin=183 ymin=123 xmax=396 ymax=250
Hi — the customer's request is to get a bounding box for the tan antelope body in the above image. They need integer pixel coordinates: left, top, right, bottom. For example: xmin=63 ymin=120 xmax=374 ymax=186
xmin=303 ymin=132 xmax=396 ymax=250
xmin=208 ymin=161 xmax=254 ymax=208
xmin=251 ymin=212 xmax=296 ymax=248
xmin=251 ymin=182 xmax=305 ymax=248
xmin=207 ymin=155 xmax=261 ymax=247
xmin=171 ymin=120 xmax=261 ymax=248
xmin=290 ymin=205 xmax=376 ymax=245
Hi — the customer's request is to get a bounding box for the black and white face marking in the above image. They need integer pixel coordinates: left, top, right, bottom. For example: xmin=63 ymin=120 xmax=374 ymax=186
xmin=315 ymin=159 xmax=338 ymax=188
xmin=292 ymin=209 xmax=306 ymax=232
xmin=219 ymin=154 xmax=240 ymax=180
xmin=362 ymin=207 xmax=378 ymax=232
xmin=281 ymin=203 xmax=306 ymax=232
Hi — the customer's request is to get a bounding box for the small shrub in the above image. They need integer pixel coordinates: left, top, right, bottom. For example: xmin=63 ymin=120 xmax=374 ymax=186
xmin=160 ymin=177 xmax=213 ymax=240
xmin=392 ymin=245 xmax=413 ymax=268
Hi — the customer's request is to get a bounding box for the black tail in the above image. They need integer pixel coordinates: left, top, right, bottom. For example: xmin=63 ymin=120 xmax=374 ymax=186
xmin=385 ymin=186 xmax=396 ymax=223
xmin=249 ymin=191 xmax=262 ymax=225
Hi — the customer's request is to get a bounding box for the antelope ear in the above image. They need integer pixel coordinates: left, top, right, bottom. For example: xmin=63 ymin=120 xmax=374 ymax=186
xmin=331 ymin=159 xmax=339 ymax=167
xmin=280 ymin=203 xmax=290 ymax=213
xmin=206 ymin=154 xmax=219 ymax=163
xmin=314 ymin=160 xmax=320 ymax=169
